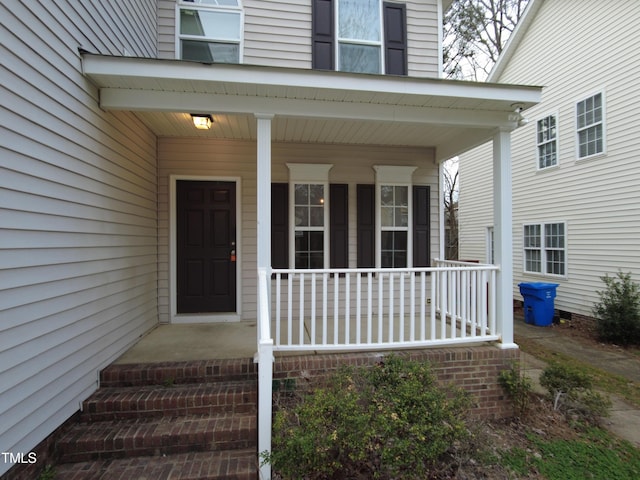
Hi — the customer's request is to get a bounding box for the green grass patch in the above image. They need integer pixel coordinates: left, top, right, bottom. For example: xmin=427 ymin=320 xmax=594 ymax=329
xmin=516 ymin=336 xmax=640 ymax=408
xmin=501 ymin=427 xmax=640 ymax=480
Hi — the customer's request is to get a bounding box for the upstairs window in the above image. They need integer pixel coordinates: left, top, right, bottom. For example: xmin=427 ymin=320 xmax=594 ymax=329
xmin=338 ymin=0 xmax=382 ymax=73
xmin=576 ymin=92 xmax=605 ymax=159
xmin=312 ymin=0 xmax=407 ymax=75
xmin=523 ymin=222 xmax=566 ymax=276
xmin=179 ymin=0 xmax=242 ymax=63
xmin=536 ymin=114 xmax=557 ymax=169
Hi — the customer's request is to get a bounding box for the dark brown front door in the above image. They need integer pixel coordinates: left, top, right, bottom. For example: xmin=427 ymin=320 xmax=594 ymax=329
xmin=177 ymin=180 xmax=237 ymax=313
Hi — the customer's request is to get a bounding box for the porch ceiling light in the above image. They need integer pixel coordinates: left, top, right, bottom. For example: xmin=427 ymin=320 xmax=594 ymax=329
xmin=191 ymin=113 xmax=213 ymax=130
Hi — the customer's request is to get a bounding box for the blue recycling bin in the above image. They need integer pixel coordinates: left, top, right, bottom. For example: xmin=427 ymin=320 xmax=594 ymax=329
xmin=518 ymin=282 xmax=559 ymax=326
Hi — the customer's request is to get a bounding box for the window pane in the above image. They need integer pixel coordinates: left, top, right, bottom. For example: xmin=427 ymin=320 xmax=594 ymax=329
xmin=180 ymin=9 xmax=240 ymax=40
xmin=524 ymin=225 xmax=540 ymax=248
xmin=525 ymin=250 xmax=541 ymax=273
xmin=381 ymin=207 xmax=393 ymax=227
xmin=295 ymin=184 xmax=309 ymax=205
xmin=381 ymin=231 xmax=407 ymax=268
xmin=576 ymin=94 xmax=603 ymax=158
xmin=184 ymin=0 xmax=240 ymax=5
xmin=395 ymin=186 xmax=408 ymax=206
xmin=309 ymin=184 xmax=324 ymax=205
xmin=395 ymin=206 xmax=408 ymax=227
xmin=338 ymin=0 xmax=380 ymax=41
xmin=181 ymin=40 xmax=238 ymax=63
xmin=309 ymin=206 xmax=324 ymax=226
xmin=295 ymin=231 xmax=324 ymax=269
xmin=339 ymin=43 xmax=381 ymax=74
xmin=381 ymin=185 xmax=394 ymax=206
xmin=295 ymin=206 xmax=308 ymax=227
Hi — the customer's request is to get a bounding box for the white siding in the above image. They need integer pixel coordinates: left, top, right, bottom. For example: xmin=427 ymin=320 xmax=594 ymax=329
xmin=159 ymin=0 xmax=440 ymax=76
xmin=0 ymin=1 xmax=158 ymax=475
xmin=158 ymin=139 xmax=438 ymax=324
xmin=459 ymin=0 xmax=640 ymax=317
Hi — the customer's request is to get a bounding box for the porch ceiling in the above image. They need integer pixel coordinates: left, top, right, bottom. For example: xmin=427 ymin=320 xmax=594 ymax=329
xmin=81 ymin=53 xmax=541 ymax=161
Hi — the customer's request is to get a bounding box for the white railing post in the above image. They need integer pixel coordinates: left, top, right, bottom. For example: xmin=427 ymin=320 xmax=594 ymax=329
xmin=257 ymin=268 xmax=273 ymax=480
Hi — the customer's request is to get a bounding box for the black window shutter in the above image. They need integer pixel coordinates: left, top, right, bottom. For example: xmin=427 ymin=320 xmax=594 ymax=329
xmin=383 ymin=2 xmax=407 ymax=75
xmin=330 ymin=184 xmax=348 ymax=268
xmin=271 ymin=183 xmax=289 ymax=269
xmin=413 ymin=185 xmax=430 ymax=267
xmin=357 ymin=184 xmax=375 ymax=268
xmin=312 ymin=0 xmax=334 ymax=70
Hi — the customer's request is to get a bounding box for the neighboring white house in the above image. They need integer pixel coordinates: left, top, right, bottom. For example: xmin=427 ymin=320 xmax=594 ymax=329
xmin=458 ymin=0 xmax=640 ymax=321
xmin=1 ymin=1 xmax=541 ymax=477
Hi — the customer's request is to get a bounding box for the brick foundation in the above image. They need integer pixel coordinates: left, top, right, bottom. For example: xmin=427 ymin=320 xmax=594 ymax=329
xmin=0 ymin=413 xmax=79 ymax=480
xmin=273 ymin=345 xmax=520 ymax=420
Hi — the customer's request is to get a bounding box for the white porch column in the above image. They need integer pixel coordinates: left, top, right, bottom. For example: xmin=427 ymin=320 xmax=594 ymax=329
xmin=493 ymin=129 xmax=517 ymax=349
xmin=256 ymin=114 xmax=274 ymax=272
xmin=255 ymin=113 xmax=274 ymax=480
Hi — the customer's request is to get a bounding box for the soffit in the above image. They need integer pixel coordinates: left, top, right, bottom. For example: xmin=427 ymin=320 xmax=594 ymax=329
xmin=81 ymin=53 xmax=541 ymax=160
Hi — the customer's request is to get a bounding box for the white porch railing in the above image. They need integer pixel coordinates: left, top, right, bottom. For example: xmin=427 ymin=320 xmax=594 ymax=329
xmin=257 ymin=260 xmax=500 ymax=478
xmin=271 ymin=262 xmax=498 ymax=351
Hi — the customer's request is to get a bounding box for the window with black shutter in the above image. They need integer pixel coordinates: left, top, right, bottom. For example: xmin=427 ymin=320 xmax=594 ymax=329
xmin=383 ymin=2 xmax=407 ymax=75
xmin=312 ymin=0 xmax=408 ymax=75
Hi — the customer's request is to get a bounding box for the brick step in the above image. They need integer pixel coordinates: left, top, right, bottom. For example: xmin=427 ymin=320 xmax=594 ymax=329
xmin=57 ymin=413 xmax=257 ymax=463
xmin=52 ymin=449 xmax=257 ymax=480
xmin=81 ymin=380 xmax=257 ymax=422
xmin=100 ymin=359 xmax=257 ymax=387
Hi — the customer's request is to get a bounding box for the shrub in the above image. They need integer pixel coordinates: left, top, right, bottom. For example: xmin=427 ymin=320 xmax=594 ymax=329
xmin=593 ymin=271 xmax=640 ymax=346
xmin=539 ymin=362 xmax=611 ymax=425
xmin=264 ymin=355 xmax=470 ymax=479
xmin=498 ymin=362 xmax=532 ymax=417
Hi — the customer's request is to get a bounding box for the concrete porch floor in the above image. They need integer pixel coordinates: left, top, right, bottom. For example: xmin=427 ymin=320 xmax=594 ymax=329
xmin=114 ymin=322 xmax=259 ymax=363
xmin=114 ymin=316 xmax=482 ymax=364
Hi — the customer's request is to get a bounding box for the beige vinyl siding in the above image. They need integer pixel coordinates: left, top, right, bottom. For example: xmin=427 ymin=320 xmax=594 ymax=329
xmin=459 ymin=0 xmax=640 ymax=318
xmin=158 ymin=0 xmax=177 ymax=59
xmin=0 ymin=1 xmax=158 ymax=475
xmin=243 ymin=0 xmax=312 ymax=68
xmin=406 ymin=0 xmax=440 ymax=78
xmin=158 ymin=139 xmax=438 ymax=324
xmin=160 ymin=0 xmax=440 ymax=76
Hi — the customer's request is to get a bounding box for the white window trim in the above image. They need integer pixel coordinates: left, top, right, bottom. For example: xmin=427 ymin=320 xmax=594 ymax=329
xmin=486 ymin=226 xmax=494 ymax=265
xmin=522 ymin=221 xmax=567 ymax=278
xmin=575 ymin=90 xmax=606 ymax=161
xmin=374 ymin=165 xmax=417 ymax=268
xmin=287 ymin=163 xmax=333 ymax=269
xmin=335 ymin=0 xmax=385 ymax=74
xmin=175 ymin=1 xmax=245 ymax=63
xmin=535 ymin=111 xmax=559 ymax=171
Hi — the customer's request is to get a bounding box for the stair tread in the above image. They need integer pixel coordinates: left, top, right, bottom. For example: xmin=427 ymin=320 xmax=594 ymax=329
xmin=100 ymin=359 xmax=257 ymax=387
xmin=58 ymin=413 xmax=257 ymax=462
xmin=53 ymin=449 xmax=257 ymax=480
xmin=87 ymin=380 xmax=257 ymax=399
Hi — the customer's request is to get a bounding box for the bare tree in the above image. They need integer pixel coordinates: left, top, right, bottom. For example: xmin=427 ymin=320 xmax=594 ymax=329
xmin=443 ymin=0 xmax=530 ymax=80
xmin=443 ymin=158 xmax=459 ymax=260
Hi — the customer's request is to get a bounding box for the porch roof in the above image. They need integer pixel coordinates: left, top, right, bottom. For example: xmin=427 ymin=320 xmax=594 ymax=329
xmin=81 ymin=53 xmax=541 ymax=161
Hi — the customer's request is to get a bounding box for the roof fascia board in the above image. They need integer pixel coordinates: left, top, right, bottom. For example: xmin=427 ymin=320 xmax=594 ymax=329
xmin=99 ymin=88 xmax=521 ymax=130
xmin=488 ymin=0 xmax=544 ymax=82
xmin=82 ymin=53 xmax=541 ymax=105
